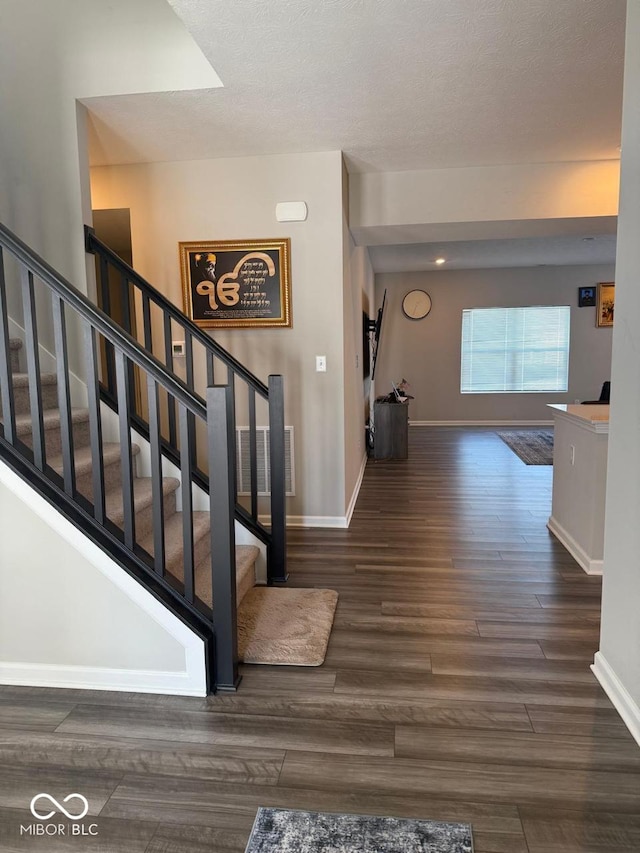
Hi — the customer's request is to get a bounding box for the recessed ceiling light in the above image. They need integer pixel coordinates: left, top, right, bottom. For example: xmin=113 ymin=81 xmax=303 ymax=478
xmin=434 ymin=257 xmax=446 ymax=265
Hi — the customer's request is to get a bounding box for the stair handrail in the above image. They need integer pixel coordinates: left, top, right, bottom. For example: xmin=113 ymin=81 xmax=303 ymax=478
xmin=85 ymin=227 xmax=269 ymax=397
xmin=85 ymin=225 xmax=288 ymax=584
xmin=0 ymin=223 xmax=205 ymax=421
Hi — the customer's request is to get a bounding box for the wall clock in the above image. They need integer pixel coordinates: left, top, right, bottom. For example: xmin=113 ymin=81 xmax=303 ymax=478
xmin=402 ymin=289 xmax=432 ymax=320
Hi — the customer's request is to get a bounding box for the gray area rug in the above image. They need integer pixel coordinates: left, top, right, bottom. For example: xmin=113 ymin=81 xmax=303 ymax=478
xmin=245 ymin=807 xmax=473 ymax=852
xmin=496 ymin=429 xmax=554 ymax=465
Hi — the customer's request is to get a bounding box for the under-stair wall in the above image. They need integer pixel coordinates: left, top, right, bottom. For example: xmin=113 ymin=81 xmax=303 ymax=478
xmin=0 ymin=457 xmax=208 ymax=695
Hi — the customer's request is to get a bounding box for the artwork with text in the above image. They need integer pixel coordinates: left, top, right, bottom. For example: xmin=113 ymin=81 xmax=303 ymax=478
xmin=180 ymin=239 xmax=291 ymax=329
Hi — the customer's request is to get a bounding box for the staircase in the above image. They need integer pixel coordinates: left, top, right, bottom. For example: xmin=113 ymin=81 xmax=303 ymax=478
xmin=0 ymin=221 xmax=287 ymax=693
xmin=5 ymin=337 xmax=259 ymax=610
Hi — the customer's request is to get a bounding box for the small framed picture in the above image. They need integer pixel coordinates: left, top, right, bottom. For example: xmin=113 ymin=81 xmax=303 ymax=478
xmin=596 ymin=282 xmax=615 ymax=327
xmin=578 ymin=286 xmax=596 ymax=307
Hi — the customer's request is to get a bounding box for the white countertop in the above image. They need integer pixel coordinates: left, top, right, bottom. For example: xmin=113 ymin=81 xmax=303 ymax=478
xmin=548 ymin=404 xmax=609 ymax=432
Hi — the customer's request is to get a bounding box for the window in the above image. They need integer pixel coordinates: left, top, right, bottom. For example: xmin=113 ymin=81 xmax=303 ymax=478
xmin=461 ymin=306 xmax=570 ymax=393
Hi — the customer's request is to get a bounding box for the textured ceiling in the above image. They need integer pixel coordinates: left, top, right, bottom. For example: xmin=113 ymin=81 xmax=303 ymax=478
xmin=369 ymin=233 xmax=617 ymax=273
xmin=87 ymin=0 xmax=625 ymax=172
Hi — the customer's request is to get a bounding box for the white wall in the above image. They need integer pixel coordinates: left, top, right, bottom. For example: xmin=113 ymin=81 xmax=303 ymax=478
xmin=0 ymin=461 xmax=206 ymax=695
xmin=594 ymin=0 xmax=640 ymax=746
xmin=342 ymin=163 xmax=375 ymax=519
xmin=91 ymin=152 xmax=350 ymax=522
xmin=0 ymin=0 xmax=218 ymax=309
xmin=374 ymin=265 xmax=614 ymax=423
xmin=350 ymin=160 xmax=620 ymax=246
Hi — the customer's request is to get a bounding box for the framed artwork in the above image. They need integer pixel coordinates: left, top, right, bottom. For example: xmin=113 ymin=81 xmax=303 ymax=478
xmin=596 ymin=282 xmax=615 ymax=327
xmin=179 ymin=238 xmax=292 ymax=329
xmin=578 ymin=286 xmax=596 ymax=307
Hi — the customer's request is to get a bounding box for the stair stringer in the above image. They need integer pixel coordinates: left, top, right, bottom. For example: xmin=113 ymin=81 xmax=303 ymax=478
xmin=0 ymin=458 xmax=207 ymax=696
xmin=99 ymin=403 xmax=268 ymax=584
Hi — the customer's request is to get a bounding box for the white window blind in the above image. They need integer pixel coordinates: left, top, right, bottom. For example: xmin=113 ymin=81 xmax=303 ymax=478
xmin=461 ymin=306 xmax=570 ymax=393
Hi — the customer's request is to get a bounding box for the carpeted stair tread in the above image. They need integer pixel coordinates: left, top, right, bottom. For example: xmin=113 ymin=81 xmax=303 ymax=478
xmin=137 ymin=510 xmax=211 ymax=570
xmin=12 ymin=407 xmax=90 ymax=435
xmin=194 ymin=544 xmax=259 ymax=609
xmin=8 ymin=339 xmax=22 ymax=373
xmin=10 ymin=372 xmax=57 ymax=388
xmin=1 ymin=372 xmax=60 ymax=415
xmin=104 ymin=476 xmax=180 ymax=526
xmin=48 ymin=442 xmax=140 ymax=478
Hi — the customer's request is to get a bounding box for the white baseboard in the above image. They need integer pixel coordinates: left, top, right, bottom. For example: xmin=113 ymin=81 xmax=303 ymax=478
xmin=591 ymin=652 xmax=640 ymax=748
xmin=285 ymin=515 xmax=349 ymax=529
xmin=547 ymin=516 xmax=603 ymax=575
xmin=0 ymin=662 xmax=205 ymax=696
xmin=345 ymin=453 xmax=368 ymax=528
xmin=410 ymin=420 xmax=554 ymax=427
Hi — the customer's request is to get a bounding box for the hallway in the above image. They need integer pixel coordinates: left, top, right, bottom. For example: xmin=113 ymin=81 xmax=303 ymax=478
xmin=1 ymin=427 xmax=638 ymax=852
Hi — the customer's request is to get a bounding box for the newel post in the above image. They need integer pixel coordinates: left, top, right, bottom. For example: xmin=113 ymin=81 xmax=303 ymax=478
xmin=207 ymin=384 xmax=240 ymax=692
xmin=268 ymin=374 xmax=288 ymax=583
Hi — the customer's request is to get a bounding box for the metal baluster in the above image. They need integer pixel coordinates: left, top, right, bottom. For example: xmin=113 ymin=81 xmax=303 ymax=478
xmin=184 ymin=329 xmax=198 ymax=471
xmin=163 ymin=312 xmax=177 ymax=445
xmin=142 ymin=292 xmax=152 ymax=352
xmin=147 ymin=375 xmax=165 ymax=575
xmin=115 ymin=347 xmax=136 ymax=550
xmin=179 ymin=402 xmax=195 ymax=602
xmin=206 ymin=350 xmax=215 ymax=387
xmin=0 ymin=248 xmax=16 ymax=444
xmin=207 ymin=384 xmax=240 ymax=691
xmin=99 ymin=255 xmax=116 ymax=397
xmin=20 ymin=266 xmax=45 ymax=469
xmin=248 ymin=385 xmax=258 ymax=520
xmin=51 ymin=294 xmax=75 ymax=495
xmin=83 ymin=323 xmax=106 ymax=523
xmin=120 ymin=273 xmax=137 ymax=410
xmin=268 ymin=374 xmax=288 ymax=582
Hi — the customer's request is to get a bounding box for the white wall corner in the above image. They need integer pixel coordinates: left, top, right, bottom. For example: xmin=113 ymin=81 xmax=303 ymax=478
xmin=591 ymin=652 xmax=640 ymax=748
xmin=345 ymin=452 xmax=367 ymax=527
xmin=547 ymin=516 xmax=603 ymax=576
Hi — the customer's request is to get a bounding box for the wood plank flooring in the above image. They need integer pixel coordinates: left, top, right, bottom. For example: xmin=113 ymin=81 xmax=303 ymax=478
xmin=1 ymin=427 xmax=637 ymax=852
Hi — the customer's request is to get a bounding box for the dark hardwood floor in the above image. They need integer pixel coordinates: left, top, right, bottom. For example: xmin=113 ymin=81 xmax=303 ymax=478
xmin=1 ymin=427 xmax=638 ymax=852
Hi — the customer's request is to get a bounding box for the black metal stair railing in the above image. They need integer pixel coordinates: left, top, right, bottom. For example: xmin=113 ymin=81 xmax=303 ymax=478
xmin=0 ymin=221 xmax=252 ymax=692
xmin=85 ymin=226 xmax=287 ymax=585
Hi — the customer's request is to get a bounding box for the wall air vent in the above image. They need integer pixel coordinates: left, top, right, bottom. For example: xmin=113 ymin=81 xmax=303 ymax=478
xmin=236 ymin=426 xmax=295 ymax=496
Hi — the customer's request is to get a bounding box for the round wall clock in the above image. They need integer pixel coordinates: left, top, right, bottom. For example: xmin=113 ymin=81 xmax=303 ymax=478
xmin=402 ymin=289 xmax=432 ymax=320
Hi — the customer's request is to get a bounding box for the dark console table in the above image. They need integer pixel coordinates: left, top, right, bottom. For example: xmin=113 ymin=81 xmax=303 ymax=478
xmin=373 ymin=402 xmax=409 ymax=460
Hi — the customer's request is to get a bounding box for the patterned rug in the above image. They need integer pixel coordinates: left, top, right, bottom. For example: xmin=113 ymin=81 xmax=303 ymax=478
xmin=496 ymin=429 xmax=554 ymax=465
xmin=245 ymin=808 xmax=473 ymax=852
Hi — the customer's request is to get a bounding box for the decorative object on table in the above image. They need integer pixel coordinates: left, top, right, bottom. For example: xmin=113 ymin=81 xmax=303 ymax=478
xmin=237 ymin=587 xmax=338 ymax=666
xmin=244 ymin=808 xmax=473 ymax=853
xmin=497 ymin=429 xmax=554 ymax=465
xmin=402 ymin=288 xmax=432 ymax=319
xmin=377 ymin=378 xmax=414 ymax=404
xmin=578 ymin=286 xmax=597 ymax=307
xmin=596 ymin=281 xmax=615 ymax=327
xmin=179 ymin=238 xmax=291 ymax=329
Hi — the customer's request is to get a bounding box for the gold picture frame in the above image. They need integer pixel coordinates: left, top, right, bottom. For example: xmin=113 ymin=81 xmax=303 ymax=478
xmin=596 ymin=281 xmax=615 ymax=327
xmin=179 ymin=238 xmax=292 ymax=329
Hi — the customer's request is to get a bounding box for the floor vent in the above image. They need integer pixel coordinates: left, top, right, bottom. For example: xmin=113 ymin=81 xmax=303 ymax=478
xmin=236 ymin=426 xmax=295 ymax=496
